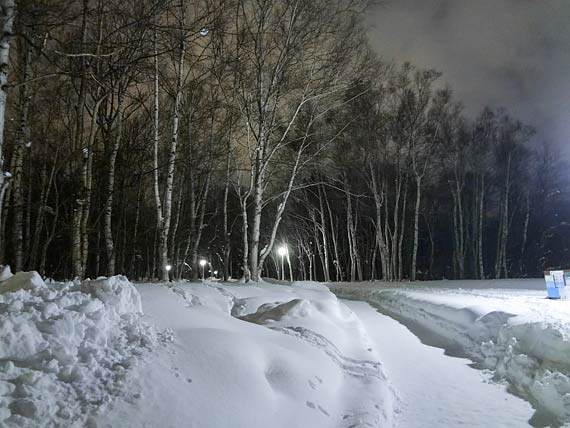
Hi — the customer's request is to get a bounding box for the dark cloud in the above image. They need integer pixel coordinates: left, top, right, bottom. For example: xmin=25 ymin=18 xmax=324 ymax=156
xmin=367 ymin=0 xmax=570 ymax=152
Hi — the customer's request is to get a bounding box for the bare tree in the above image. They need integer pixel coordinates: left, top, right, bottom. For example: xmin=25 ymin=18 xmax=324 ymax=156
xmin=0 ymin=0 xmax=15 ymax=261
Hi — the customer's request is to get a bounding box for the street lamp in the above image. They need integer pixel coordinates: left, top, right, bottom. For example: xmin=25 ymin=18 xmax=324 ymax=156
xmin=165 ymin=264 xmax=172 ymax=282
xmin=278 ymin=246 xmax=287 ymax=281
xmin=199 ymin=259 xmax=207 ymax=280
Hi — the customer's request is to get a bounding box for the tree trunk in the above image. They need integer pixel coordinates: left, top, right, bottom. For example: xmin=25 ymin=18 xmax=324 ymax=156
xmin=240 ymin=194 xmax=250 ymax=281
xmin=71 ymin=0 xmax=91 ymax=279
xmin=159 ymin=26 xmax=185 ymax=282
xmin=344 ymin=177 xmax=357 ymax=282
xmin=79 ymin=100 xmax=100 ymax=277
xmin=257 ymin=133 xmax=306 ymax=278
xmin=169 ymin=174 xmax=185 ymax=276
xmin=397 ymin=176 xmax=409 ymax=281
xmin=520 ymin=190 xmax=530 ymax=275
xmin=325 ymin=194 xmax=342 ymax=282
xmin=495 ymin=152 xmax=512 ymax=279
xmin=249 ymin=129 xmax=265 ymax=281
xmin=476 ymin=174 xmax=486 ymax=279
xmin=410 ymin=176 xmax=422 ymax=281
xmin=11 ymin=40 xmax=32 ymax=272
xmin=451 ymin=163 xmax=466 ymax=279
xmin=129 ymin=175 xmax=142 ymax=278
xmin=222 ymin=139 xmax=231 ymax=280
xmin=190 ymin=173 xmax=211 ymax=279
xmin=369 ymin=166 xmax=388 ymax=281
xmin=40 ymin=181 xmax=59 ymax=277
xmin=317 ymin=184 xmax=331 ymax=282
xmin=0 ymin=0 xmax=15 ymax=262
xmin=103 ymin=96 xmax=123 ymax=276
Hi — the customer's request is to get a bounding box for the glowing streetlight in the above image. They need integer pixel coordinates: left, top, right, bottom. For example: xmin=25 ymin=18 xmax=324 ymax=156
xmin=165 ymin=264 xmax=172 ymax=282
xmin=199 ymin=259 xmax=207 ymax=280
xmin=278 ymin=246 xmax=287 ymax=281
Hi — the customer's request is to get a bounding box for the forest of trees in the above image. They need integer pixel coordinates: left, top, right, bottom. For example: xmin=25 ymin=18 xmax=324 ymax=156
xmin=0 ymin=0 xmax=568 ymax=282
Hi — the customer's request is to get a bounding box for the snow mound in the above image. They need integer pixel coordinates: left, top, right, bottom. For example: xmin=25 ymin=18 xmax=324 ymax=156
xmin=0 ymin=265 xmax=13 ymax=281
xmin=173 ymin=282 xmax=236 ymax=314
xmin=113 ymin=281 xmax=395 ymax=428
xmin=334 ymin=284 xmax=570 ymax=427
xmin=0 ymin=271 xmax=46 ymax=294
xmin=77 ymin=275 xmax=143 ymax=315
xmin=0 ymin=273 xmax=155 ymax=428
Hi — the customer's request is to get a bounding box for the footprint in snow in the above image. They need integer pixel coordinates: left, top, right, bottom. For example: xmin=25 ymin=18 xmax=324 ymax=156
xmin=306 ymin=401 xmax=329 ymax=417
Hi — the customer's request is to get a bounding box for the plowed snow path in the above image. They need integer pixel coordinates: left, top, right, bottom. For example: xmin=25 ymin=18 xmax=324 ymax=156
xmin=344 ymin=300 xmax=534 ymax=428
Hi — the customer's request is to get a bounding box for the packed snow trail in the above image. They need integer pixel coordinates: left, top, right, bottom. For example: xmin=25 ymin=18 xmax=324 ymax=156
xmin=333 ymin=280 xmax=570 ymax=426
xmin=344 ymin=300 xmax=534 ymax=428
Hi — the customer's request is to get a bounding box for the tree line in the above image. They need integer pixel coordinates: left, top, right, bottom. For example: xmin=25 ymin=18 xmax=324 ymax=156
xmin=0 ymin=0 xmax=567 ymax=282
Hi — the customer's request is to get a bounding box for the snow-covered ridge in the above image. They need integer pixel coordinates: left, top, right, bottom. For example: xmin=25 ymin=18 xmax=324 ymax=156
xmin=332 ymin=282 xmax=570 ymax=427
xmin=0 ymin=271 xmax=155 ymax=428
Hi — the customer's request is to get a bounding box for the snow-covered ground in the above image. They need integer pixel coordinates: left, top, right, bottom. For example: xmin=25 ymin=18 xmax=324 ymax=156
xmin=97 ymin=280 xmax=394 ymax=428
xmin=0 ymin=272 xmax=156 ymax=427
xmin=2 ymin=271 xmax=568 ymax=428
xmin=345 ymin=300 xmax=534 ymax=427
xmin=332 ymin=279 xmax=570 ymax=427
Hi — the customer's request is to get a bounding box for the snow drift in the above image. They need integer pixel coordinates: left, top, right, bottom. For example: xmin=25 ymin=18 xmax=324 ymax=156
xmin=332 ymin=282 xmax=570 ymax=427
xmin=0 ymin=272 xmax=155 ymax=428
xmin=98 ymin=280 xmax=395 ymax=428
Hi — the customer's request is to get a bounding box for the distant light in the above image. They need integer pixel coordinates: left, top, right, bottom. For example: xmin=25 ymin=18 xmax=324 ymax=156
xmin=165 ymin=264 xmax=172 ymax=271
xmin=200 ymin=28 xmax=209 ymax=36
xmin=213 ymin=270 xmax=218 ymax=275
xmin=199 ymin=259 xmax=207 ymax=267
xmin=278 ymin=246 xmax=287 ymax=257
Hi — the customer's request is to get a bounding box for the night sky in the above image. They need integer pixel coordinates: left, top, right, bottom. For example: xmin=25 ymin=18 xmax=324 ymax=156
xmin=367 ymin=0 xmax=570 ymax=153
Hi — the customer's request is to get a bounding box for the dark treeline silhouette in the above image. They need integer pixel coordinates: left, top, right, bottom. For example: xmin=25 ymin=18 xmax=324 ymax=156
xmin=0 ymin=0 xmax=567 ymax=281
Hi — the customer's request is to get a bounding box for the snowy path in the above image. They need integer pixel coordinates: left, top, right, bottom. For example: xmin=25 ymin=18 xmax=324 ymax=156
xmin=344 ymin=300 xmax=535 ymax=428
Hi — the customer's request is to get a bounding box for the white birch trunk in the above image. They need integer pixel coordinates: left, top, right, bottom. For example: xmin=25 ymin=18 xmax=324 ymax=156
xmin=103 ymin=97 xmax=123 ymax=276
xmin=410 ymin=176 xmax=422 ymax=281
xmin=11 ymin=41 xmax=32 ymax=271
xmin=0 ymin=0 xmax=15 ymax=260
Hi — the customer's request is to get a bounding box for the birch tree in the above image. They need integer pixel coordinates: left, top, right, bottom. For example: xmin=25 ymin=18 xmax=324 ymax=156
xmin=0 ymin=0 xmax=15 ymax=258
xmin=223 ymin=0 xmax=369 ymax=281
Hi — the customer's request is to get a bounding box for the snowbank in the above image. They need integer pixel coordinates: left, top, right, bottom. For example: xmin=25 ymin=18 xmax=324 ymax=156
xmin=98 ymin=281 xmax=395 ymax=428
xmin=0 ymin=265 xmax=13 ymax=281
xmin=0 ymin=273 xmax=155 ymax=428
xmin=332 ymin=282 xmax=570 ymax=427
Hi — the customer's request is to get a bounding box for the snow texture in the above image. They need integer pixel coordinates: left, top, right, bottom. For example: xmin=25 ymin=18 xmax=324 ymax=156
xmin=345 ymin=300 xmax=534 ymax=428
xmin=332 ymin=280 xmax=570 ymax=427
xmin=98 ymin=280 xmax=395 ymax=428
xmin=0 ymin=273 xmax=155 ymax=427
